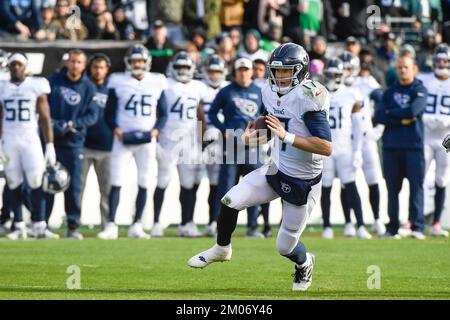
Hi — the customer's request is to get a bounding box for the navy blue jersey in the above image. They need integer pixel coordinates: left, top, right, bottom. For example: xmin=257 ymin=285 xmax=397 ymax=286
xmin=85 ymin=79 xmax=114 ymax=151
xmin=209 ymin=82 xmax=264 ymax=133
xmin=48 ymin=71 xmax=99 ymax=148
xmin=375 ymin=79 xmax=428 ymax=149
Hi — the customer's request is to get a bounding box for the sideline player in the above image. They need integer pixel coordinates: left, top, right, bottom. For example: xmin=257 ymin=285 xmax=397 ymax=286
xmin=0 ymin=53 xmax=58 ymax=239
xmin=188 ymin=43 xmax=332 ymax=291
xmin=98 ymin=44 xmax=168 ymax=239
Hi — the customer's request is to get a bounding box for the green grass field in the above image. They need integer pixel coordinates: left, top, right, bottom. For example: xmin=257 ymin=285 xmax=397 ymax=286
xmin=0 ymin=226 xmax=449 ymax=300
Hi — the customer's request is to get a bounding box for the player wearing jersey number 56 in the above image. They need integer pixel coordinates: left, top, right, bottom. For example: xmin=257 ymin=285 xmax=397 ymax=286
xmin=188 ymin=43 xmax=332 ymax=291
xmin=0 ymin=53 xmax=57 ymax=239
xmin=98 ymin=44 xmax=168 ymax=240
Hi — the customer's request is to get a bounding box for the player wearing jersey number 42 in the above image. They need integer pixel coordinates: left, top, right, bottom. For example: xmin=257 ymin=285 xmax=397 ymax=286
xmin=188 ymin=43 xmax=332 ymax=291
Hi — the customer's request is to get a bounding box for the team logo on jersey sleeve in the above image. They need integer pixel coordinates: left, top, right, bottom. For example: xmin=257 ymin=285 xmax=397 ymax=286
xmin=60 ymin=87 xmax=81 ymax=106
xmin=393 ymin=93 xmax=411 ymax=108
xmin=232 ymin=98 xmax=258 ymax=117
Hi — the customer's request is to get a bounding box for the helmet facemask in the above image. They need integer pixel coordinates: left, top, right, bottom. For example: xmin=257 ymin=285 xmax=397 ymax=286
xmin=268 ymin=64 xmax=303 ymax=95
xmin=125 ymin=55 xmax=151 ymax=76
xmin=433 ymin=56 xmax=449 ymax=78
xmin=205 ymin=68 xmax=225 ymax=88
xmin=324 ymin=68 xmax=343 ymax=92
xmin=172 ymin=63 xmax=195 ymax=83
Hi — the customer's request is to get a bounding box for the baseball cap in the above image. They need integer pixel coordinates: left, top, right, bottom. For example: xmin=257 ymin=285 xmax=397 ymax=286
xmin=346 ymin=36 xmax=359 ymax=45
xmin=234 ymin=57 xmax=252 ymax=70
xmin=8 ymin=53 xmax=28 ymax=66
xmin=153 ymin=20 xmax=165 ymax=28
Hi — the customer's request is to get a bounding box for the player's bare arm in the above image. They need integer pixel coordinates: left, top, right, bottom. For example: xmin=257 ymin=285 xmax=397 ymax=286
xmin=265 ymin=114 xmax=332 ymax=156
xmin=36 ymin=94 xmax=53 ymax=144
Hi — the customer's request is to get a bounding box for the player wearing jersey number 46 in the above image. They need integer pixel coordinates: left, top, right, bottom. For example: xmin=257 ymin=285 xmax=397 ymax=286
xmin=188 ymin=43 xmax=332 ymax=291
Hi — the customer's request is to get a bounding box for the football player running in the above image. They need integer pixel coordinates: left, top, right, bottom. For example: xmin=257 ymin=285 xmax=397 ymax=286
xmin=0 ymin=53 xmax=58 ymax=239
xmin=417 ymin=44 xmax=450 ymax=237
xmin=151 ymin=51 xmax=207 ymax=238
xmin=98 ymin=44 xmax=168 ymax=239
xmin=320 ymin=57 xmax=372 ymax=240
xmin=188 ymin=43 xmax=332 ymax=291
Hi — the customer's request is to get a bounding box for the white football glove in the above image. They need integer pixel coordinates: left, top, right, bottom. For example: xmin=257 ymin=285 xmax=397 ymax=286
xmin=443 ymin=134 xmax=450 ymax=153
xmin=365 ymin=124 xmax=384 ymax=141
xmin=44 ymin=143 xmax=56 ymax=166
xmin=352 ymin=150 xmax=363 ymax=169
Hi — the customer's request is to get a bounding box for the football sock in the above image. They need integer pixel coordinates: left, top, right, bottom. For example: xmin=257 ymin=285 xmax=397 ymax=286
xmin=10 ymin=185 xmax=23 ymax=222
xmin=321 ymin=186 xmax=331 ymax=228
xmin=0 ymin=186 xmax=12 ymax=224
xmin=340 ymin=187 xmax=351 ymax=223
xmin=217 ymin=204 xmax=239 ymax=246
xmin=434 ymin=185 xmax=446 ymax=223
xmin=283 ymin=242 xmax=307 ymax=265
xmin=108 ymin=186 xmax=121 ymax=222
xmin=260 ymin=203 xmax=270 ymax=227
xmin=190 ymin=184 xmax=200 ymax=222
xmin=31 ymin=187 xmax=45 ymax=222
xmin=44 ymin=192 xmax=54 ymax=223
xmin=208 ymin=185 xmax=217 ymax=224
xmin=369 ymin=184 xmax=380 ymax=220
xmin=134 ymin=187 xmax=147 ymax=223
xmin=153 ymin=187 xmax=166 ymax=223
xmin=180 ymin=187 xmax=194 ymax=225
xmin=344 ymin=182 xmax=364 ymax=227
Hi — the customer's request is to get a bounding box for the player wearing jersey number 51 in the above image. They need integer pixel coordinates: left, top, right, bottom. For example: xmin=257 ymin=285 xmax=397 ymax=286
xmin=0 ymin=53 xmax=57 ymax=240
xmin=188 ymin=43 xmax=332 ymax=291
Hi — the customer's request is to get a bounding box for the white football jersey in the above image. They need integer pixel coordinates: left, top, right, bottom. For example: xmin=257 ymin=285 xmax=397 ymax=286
xmin=202 ymin=80 xmax=229 ymax=129
xmin=354 ymin=75 xmax=381 ymax=97
xmin=328 ymin=84 xmax=363 ymax=148
xmin=261 ymin=79 xmax=330 ymax=179
xmin=160 ymin=78 xmax=208 ymax=138
xmin=0 ymin=77 xmax=50 ymax=134
xmin=108 ymin=72 xmax=167 ymax=132
xmin=417 ymin=73 xmax=450 ymax=141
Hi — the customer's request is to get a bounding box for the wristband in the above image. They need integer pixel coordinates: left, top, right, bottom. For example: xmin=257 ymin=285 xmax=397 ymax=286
xmin=283 ymin=132 xmax=295 ymax=145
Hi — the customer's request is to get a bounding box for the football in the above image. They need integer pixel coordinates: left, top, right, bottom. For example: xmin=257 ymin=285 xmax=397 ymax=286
xmin=254 ymin=116 xmax=271 ymax=140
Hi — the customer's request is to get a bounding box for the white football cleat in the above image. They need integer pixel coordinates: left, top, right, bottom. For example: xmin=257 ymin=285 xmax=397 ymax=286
xmin=356 ymin=225 xmax=372 ymax=239
xmin=398 ymin=221 xmax=412 ymax=237
xmin=322 ymin=227 xmax=334 ymax=239
xmin=373 ymin=219 xmax=386 ymax=237
xmin=98 ymin=222 xmax=119 ymax=240
xmin=344 ymin=223 xmax=356 ymax=237
xmin=411 ymin=231 xmax=426 ymax=240
xmin=177 ymin=224 xmax=188 ymax=237
xmin=430 ymin=223 xmax=449 ymax=237
xmin=7 ymin=222 xmax=27 ymax=240
xmin=185 ymin=222 xmax=201 ymax=238
xmin=32 ymin=221 xmax=47 ymax=238
xmin=188 ymin=244 xmax=232 ymax=268
xmin=0 ymin=223 xmax=10 ymax=234
xmin=204 ymin=221 xmax=217 ymax=237
xmin=292 ymin=253 xmax=315 ymax=291
xmin=128 ymin=222 xmax=151 ymax=239
xmin=151 ymin=222 xmax=164 ymax=237
xmin=43 ymin=229 xmax=60 ymax=239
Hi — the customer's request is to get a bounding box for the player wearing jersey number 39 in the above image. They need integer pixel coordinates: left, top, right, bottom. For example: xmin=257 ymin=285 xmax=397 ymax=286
xmin=0 ymin=53 xmax=58 ymax=240
xmin=188 ymin=43 xmax=332 ymax=291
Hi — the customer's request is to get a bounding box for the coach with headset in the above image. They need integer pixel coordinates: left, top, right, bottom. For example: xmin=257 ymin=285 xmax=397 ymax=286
xmin=80 ymin=53 xmax=113 ymax=230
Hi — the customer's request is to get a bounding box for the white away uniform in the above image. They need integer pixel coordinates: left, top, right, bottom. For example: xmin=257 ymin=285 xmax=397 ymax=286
xmin=0 ymin=77 xmax=50 ymax=189
xmin=221 ymin=79 xmax=329 ymax=256
xmin=108 ymin=71 xmax=167 ymax=187
xmin=354 ymin=76 xmax=383 ymax=185
xmin=417 ymin=72 xmax=450 ymax=188
xmin=157 ymin=77 xmax=207 ymax=189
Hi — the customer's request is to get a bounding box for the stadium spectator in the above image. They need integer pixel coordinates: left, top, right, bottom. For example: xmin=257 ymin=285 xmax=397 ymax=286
xmin=261 ymin=21 xmax=283 ymax=53
xmin=252 ymin=58 xmax=267 ymax=88
xmin=375 ymin=32 xmax=399 ymax=79
xmin=53 ymin=0 xmax=89 ymax=41
xmin=145 ymin=20 xmax=175 ymax=75
xmin=112 ymin=5 xmax=135 ymax=40
xmin=80 ymin=53 xmax=113 ymax=230
xmin=416 ymin=29 xmax=439 ymax=73
xmin=243 ymin=0 xmax=259 ymax=31
xmin=443 ymin=0 xmax=450 ymax=44
xmin=229 ymin=26 xmax=243 ymax=51
xmin=183 ymin=0 xmax=221 ymax=40
xmin=359 ymin=47 xmax=384 ymax=85
xmin=78 ymin=0 xmax=100 ymax=39
xmin=375 ymin=56 xmax=427 ymax=239
xmin=149 ymin=0 xmax=185 ymax=41
xmin=46 ymin=49 xmax=99 ymax=239
xmin=40 ymin=2 xmax=59 ymax=41
xmin=345 ymin=36 xmax=362 ymax=57
xmin=0 ymin=0 xmax=46 ymax=40
xmin=220 ymin=0 xmax=246 ymax=31
xmin=90 ymin=0 xmax=120 ymax=40
xmin=332 ymin=0 xmax=369 ymax=42
xmin=308 ymin=35 xmax=327 ymax=64
xmin=282 ymin=0 xmax=304 ymax=45
xmin=238 ymin=29 xmax=270 ymax=61
xmin=257 ymin=0 xmax=290 ymax=37
xmin=298 ymin=0 xmax=323 ymax=46
xmin=216 ymin=32 xmax=236 ymax=73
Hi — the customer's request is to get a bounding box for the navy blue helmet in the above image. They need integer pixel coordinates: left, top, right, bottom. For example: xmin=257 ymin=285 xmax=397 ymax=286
xmin=323 ymin=57 xmax=344 ymax=92
xmin=171 ymin=51 xmax=195 ymax=82
xmin=43 ymin=162 xmax=71 ymax=194
xmin=267 ymin=43 xmax=310 ymax=94
xmin=433 ymin=44 xmax=450 ymax=77
xmin=339 ymin=51 xmax=360 ymax=85
xmin=124 ymin=44 xmax=151 ymax=75
xmin=203 ymin=54 xmax=226 ymax=87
